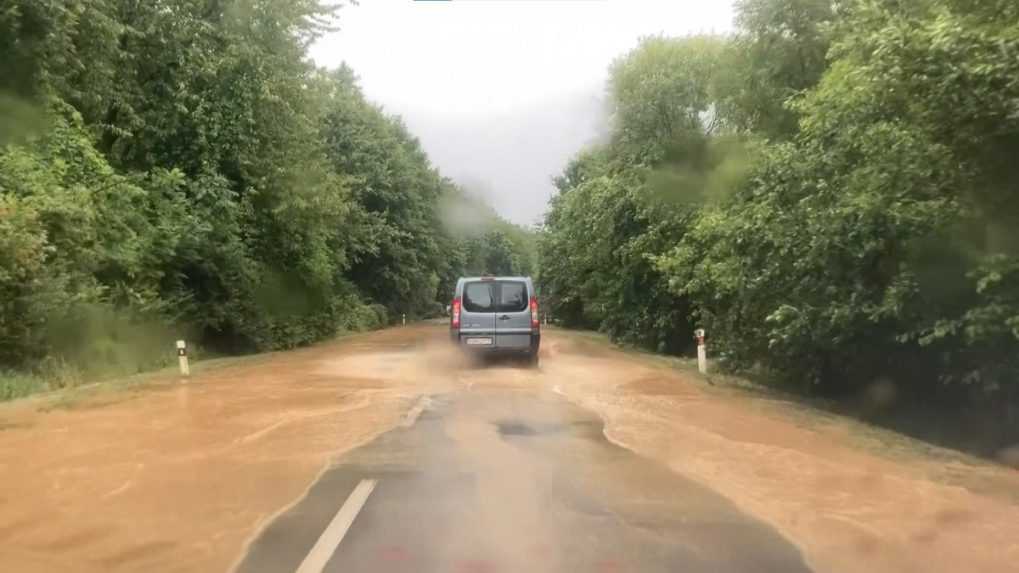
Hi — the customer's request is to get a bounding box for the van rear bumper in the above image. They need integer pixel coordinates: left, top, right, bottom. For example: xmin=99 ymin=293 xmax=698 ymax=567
xmin=452 ymin=331 xmax=540 ymax=354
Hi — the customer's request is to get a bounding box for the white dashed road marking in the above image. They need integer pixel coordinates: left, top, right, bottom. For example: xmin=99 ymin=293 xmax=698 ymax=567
xmin=294 ymin=479 xmax=377 ymax=573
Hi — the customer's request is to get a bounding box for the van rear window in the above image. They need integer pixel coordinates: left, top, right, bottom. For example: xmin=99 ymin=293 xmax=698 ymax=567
xmin=497 ymin=281 xmax=528 ymax=312
xmin=462 ymin=280 xmax=528 ymax=313
xmin=463 ymin=282 xmax=495 ymax=312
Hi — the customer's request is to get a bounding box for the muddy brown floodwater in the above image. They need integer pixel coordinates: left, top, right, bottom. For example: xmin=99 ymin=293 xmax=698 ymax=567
xmin=1 ymin=323 xmax=1018 ymax=572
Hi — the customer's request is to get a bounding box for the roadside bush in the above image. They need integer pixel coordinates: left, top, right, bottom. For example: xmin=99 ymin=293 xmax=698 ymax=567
xmin=369 ymin=304 xmax=389 ymax=327
xmin=0 ymin=370 xmax=50 ymax=401
xmin=337 ymin=300 xmax=383 ymax=333
xmin=0 ymin=100 xmax=170 ymax=366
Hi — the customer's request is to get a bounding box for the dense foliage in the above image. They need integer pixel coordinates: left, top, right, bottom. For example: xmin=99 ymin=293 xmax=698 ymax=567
xmin=0 ymin=0 xmax=532 ymax=386
xmin=540 ymin=0 xmax=1019 ymax=447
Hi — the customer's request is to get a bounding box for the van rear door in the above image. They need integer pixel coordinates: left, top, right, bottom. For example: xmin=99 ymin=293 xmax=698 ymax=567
xmin=459 ymin=280 xmax=497 ymax=345
xmin=494 ymin=280 xmax=532 ymax=349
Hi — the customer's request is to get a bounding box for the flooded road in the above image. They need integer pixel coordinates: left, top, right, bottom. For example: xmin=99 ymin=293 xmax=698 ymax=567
xmin=236 ymin=387 xmax=810 ymax=573
xmin=2 ymin=323 xmax=1019 ymax=573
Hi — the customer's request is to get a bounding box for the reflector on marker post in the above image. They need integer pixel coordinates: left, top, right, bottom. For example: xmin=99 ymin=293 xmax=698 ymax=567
xmin=176 ymin=339 xmax=190 ymax=378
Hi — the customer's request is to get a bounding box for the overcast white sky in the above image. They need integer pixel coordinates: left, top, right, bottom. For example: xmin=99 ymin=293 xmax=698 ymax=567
xmin=311 ymin=0 xmax=734 ymax=225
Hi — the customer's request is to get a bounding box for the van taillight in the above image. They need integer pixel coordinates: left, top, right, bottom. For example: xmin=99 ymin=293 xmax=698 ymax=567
xmin=530 ymin=296 xmax=539 ymax=329
xmin=452 ymin=298 xmax=461 ymax=329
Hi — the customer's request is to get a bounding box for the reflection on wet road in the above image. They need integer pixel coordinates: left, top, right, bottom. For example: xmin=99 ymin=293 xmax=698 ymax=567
xmin=236 ymin=386 xmax=811 ymax=573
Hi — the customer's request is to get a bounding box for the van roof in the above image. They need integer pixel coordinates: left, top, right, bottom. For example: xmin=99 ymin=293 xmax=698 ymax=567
xmin=460 ymin=276 xmax=531 ymax=282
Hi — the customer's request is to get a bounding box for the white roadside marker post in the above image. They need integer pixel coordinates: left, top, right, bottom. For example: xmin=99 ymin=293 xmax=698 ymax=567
xmin=176 ymin=339 xmax=190 ymax=379
xmin=694 ymin=329 xmax=708 ymax=375
xmin=402 ymin=313 xmax=406 ymax=326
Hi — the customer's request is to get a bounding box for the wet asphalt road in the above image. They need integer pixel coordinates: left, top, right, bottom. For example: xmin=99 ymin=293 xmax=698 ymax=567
xmin=235 ymin=385 xmax=812 ymax=573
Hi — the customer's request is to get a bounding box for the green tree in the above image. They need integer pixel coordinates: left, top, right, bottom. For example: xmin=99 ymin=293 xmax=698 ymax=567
xmin=716 ymin=0 xmax=837 ymax=138
xmin=540 ymin=36 xmax=725 ymax=352
xmin=661 ymin=0 xmax=1019 ymax=403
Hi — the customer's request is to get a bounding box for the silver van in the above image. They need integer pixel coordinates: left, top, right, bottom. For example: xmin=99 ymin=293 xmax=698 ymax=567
xmin=450 ymin=276 xmax=540 ymax=365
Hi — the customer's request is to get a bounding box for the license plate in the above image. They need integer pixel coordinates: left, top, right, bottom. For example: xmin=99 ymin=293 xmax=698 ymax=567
xmin=465 ymin=337 xmax=492 ymax=346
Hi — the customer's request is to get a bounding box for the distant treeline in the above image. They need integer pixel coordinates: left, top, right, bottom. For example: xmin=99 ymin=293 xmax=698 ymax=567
xmin=539 ymin=0 xmax=1019 ymax=452
xmin=0 ymin=0 xmax=533 ymax=390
